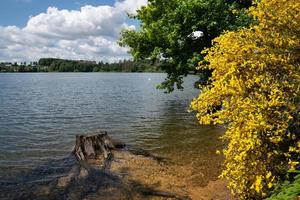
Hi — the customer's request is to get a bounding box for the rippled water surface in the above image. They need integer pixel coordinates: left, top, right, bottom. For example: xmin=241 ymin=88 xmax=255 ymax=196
xmin=0 ymin=73 xmax=224 ymax=183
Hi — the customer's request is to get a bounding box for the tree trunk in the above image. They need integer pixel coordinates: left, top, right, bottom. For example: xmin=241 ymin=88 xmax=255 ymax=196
xmin=72 ymin=131 xmax=125 ymax=162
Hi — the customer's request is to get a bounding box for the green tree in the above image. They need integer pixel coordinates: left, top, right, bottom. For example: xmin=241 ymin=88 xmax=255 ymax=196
xmin=119 ymin=0 xmax=252 ymax=92
xmin=18 ymin=65 xmax=26 ymax=72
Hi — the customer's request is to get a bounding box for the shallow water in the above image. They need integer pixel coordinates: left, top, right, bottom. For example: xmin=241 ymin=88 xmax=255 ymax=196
xmin=0 ymin=73 xmax=224 ymax=197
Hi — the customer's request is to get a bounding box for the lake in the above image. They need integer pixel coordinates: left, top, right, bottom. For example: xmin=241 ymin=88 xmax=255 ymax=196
xmin=0 ymin=73 xmax=224 ymax=196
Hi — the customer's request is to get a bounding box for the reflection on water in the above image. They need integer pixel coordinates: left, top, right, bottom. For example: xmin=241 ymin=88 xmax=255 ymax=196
xmin=0 ymin=73 xmax=224 ymax=197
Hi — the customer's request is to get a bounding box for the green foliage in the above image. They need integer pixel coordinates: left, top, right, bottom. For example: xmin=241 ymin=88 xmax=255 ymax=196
xmin=39 ymin=58 xmax=96 ymax=72
xmin=0 ymin=58 xmax=161 ymax=73
xmin=265 ymin=173 xmax=300 ymax=200
xmin=120 ymin=0 xmax=253 ymax=92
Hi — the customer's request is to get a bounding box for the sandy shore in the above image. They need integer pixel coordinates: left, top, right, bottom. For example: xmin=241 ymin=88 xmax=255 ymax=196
xmin=108 ymin=150 xmax=236 ymax=200
xmin=2 ymin=149 xmax=234 ymax=200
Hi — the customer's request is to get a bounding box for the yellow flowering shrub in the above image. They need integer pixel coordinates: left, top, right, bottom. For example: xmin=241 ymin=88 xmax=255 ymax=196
xmin=191 ymin=0 xmax=300 ymax=199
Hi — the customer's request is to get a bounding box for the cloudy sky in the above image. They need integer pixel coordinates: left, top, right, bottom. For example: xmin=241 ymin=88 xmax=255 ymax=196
xmin=0 ymin=0 xmax=147 ymax=62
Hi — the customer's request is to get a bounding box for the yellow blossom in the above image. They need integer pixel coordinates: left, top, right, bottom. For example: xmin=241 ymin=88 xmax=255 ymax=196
xmin=191 ymin=0 xmax=300 ymax=199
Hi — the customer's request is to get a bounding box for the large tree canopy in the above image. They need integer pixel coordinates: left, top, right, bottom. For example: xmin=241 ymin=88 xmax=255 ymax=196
xmin=119 ymin=0 xmax=252 ymax=92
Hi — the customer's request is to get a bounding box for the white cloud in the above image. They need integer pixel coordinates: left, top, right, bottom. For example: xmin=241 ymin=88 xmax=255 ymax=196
xmin=0 ymin=0 xmax=148 ymax=62
xmin=115 ymin=0 xmax=147 ymax=15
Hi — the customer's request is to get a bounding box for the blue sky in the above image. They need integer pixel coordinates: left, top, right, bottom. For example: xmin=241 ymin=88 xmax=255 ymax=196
xmin=0 ymin=0 xmax=146 ymax=62
xmin=0 ymin=0 xmax=115 ymax=27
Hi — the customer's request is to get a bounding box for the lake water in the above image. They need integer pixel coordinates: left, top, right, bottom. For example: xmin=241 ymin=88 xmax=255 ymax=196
xmin=0 ymin=73 xmax=224 ymax=196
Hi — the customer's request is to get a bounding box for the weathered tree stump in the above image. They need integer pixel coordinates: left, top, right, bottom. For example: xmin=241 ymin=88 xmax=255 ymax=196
xmin=53 ymin=132 xmax=192 ymax=200
xmin=72 ymin=131 xmax=125 ymax=162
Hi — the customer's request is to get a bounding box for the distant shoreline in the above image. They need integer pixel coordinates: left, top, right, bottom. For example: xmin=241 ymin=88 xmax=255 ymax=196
xmin=0 ymin=58 xmax=162 ymax=73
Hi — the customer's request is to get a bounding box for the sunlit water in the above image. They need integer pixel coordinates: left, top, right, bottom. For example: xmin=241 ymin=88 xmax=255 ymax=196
xmin=0 ymin=73 xmax=224 ymax=195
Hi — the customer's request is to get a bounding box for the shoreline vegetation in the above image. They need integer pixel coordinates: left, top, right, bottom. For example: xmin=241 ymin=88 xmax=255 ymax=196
xmin=0 ymin=58 xmax=162 ymax=73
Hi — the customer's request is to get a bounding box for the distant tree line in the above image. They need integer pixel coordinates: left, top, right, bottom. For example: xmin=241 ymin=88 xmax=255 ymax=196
xmin=0 ymin=58 xmax=161 ymax=73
